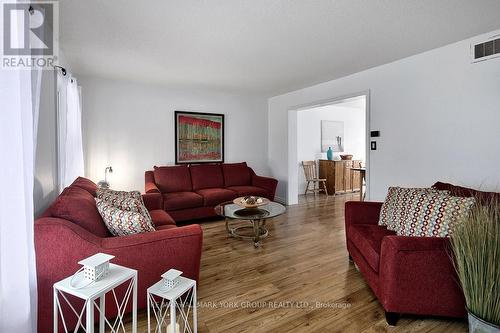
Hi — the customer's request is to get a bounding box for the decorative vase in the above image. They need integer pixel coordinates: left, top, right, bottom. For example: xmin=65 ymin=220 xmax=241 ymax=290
xmin=468 ymin=310 xmax=500 ymax=333
xmin=327 ymin=147 xmax=333 ymax=160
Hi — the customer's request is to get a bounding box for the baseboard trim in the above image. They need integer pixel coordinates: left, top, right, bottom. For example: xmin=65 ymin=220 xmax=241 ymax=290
xmin=274 ymin=196 xmax=287 ymax=205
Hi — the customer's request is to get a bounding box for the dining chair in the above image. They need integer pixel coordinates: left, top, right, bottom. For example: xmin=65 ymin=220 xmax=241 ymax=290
xmin=302 ymin=160 xmax=328 ymax=196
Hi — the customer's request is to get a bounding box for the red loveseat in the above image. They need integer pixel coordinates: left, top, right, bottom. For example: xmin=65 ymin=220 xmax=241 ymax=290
xmin=345 ymin=182 xmax=499 ymax=325
xmin=35 ymin=177 xmax=203 ymax=333
xmin=145 ymin=162 xmax=278 ymax=222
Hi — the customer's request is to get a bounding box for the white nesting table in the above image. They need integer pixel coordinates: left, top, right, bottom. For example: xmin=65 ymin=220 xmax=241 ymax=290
xmin=147 ymin=276 xmax=197 ymax=333
xmin=53 ymin=263 xmax=138 ymax=333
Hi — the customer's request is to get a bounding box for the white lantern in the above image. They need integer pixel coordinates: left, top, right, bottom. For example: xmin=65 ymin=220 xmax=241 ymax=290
xmin=78 ymin=253 xmax=115 ymax=282
xmin=161 ymin=269 xmax=182 ymax=290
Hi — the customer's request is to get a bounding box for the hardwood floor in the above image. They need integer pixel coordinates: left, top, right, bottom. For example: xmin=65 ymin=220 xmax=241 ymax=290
xmin=136 ymin=194 xmax=467 ymax=333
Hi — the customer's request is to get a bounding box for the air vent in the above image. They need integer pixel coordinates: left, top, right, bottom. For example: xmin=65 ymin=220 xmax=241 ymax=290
xmin=471 ymin=36 xmax=500 ymax=63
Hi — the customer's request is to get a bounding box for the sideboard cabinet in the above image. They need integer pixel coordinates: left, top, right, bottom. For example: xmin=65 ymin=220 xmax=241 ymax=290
xmin=318 ymin=159 xmax=362 ymax=195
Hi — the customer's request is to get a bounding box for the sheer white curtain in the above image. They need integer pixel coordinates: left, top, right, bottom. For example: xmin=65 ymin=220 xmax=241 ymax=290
xmin=0 ymin=8 xmax=38 ymax=333
xmin=58 ymin=74 xmax=84 ymax=189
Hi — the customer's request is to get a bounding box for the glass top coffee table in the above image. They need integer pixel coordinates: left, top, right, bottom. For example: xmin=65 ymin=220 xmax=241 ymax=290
xmin=215 ymin=201 xmax=286 ymax=247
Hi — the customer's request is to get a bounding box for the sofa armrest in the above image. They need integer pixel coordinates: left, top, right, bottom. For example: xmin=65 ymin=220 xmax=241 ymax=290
xmin=142 ymin=192 xmax=163 ymax=210
xmin=378 ymin=235 xmax=465 ymax=317
xmin=249 ymin=168 xmax=278 ymax=200
xmin=101 ymin=224 xmax=203 ymax=281
xmin=345 ymin=201 xmax=382 ymax=227
xmin=381 ymin=234 xmax=450 ymax=252
xmin=145 ymin=170 xmax=161 ymax=194
xmin=253 ymin=175 xmax=278 ymax=200
xmin=102 ymin=224 xmax=201 ymax=248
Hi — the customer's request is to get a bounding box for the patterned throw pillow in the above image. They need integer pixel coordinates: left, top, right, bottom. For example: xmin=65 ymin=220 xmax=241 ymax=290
xmin=96 ymin=198 xmax=155 ymax=236
xmin=96 ymin=188 xmax=142 ymax=202
xmin=96 ymin=188 xmax=153 ymax=223
xmin=397 ymin=192 xmax=476 ymax=237
xmin=95 ymin=189 xmax=155 ymax=236
xmin=378 ymin=187 xmax=448 ymax=231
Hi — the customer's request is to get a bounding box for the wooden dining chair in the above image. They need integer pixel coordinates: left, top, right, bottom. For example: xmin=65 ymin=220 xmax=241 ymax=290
xmin=302 ymin=161 xmax=328 ymax=196
xmin=352 ymin=160 xmax=366 ymax=201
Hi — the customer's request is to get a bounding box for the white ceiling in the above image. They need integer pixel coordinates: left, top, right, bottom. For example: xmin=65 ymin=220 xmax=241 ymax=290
xmin=60 ymin=0 xmax=500 ymax=96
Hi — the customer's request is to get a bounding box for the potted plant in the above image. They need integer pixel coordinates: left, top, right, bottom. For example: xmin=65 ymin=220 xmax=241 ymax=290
xmin=450 ymin=199 xmax=500 ymax=333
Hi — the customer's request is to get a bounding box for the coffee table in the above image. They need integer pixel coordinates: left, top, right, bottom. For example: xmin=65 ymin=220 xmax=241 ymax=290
xmin=215 ymin=201 xmax=286 ymax=247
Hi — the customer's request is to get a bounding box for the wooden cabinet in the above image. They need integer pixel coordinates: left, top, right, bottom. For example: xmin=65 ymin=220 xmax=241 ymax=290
xmin=319 ymin=160 xmax=362 ymax=194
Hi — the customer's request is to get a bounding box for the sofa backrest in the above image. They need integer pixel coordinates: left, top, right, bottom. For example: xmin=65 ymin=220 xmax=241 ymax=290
xmin=154 ymin=165 xmax=193 ymax=193
xmin=221 ymin=162 xmax=251 ymax=186
xmin=47 ymin=185 xmax=111 ymax=237
xmin=70 ymin=176 xmax=98 ymax=196
xmin=190 ymin=164 xmax=225 ymax=190
xmin=432 ymin=181 xmax=500 ymax=204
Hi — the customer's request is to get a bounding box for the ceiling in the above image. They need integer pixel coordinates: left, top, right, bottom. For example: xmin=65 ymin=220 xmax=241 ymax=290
xmin=60 ymin=0 xmax=500 ymax=97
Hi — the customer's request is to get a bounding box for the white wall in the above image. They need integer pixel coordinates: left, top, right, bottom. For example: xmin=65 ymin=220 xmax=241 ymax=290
xmin=79 ymin=76 xmax=269 ymax=191
xmin=297 ymin=103 xmax=366 ymax=193
xmin=269 ymin=29 xmax=500 ymax=203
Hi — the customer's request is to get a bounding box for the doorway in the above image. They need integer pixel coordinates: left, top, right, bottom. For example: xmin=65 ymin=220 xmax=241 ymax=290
xmin=287 ymin=92 xmax=370 ymax=205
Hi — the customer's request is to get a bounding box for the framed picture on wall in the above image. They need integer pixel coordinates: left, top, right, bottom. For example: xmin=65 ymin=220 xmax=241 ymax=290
xmin=174 ymin=111 xmax=225 ymax=164
xmin=321 ymin=120 xmax=344 ymax=152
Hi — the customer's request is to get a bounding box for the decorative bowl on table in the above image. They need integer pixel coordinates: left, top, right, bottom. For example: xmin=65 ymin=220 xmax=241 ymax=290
xmin=233 ymin=196 xmax=270 ymax=208
xmin=340 ymin=154 xmax=353 ymax=160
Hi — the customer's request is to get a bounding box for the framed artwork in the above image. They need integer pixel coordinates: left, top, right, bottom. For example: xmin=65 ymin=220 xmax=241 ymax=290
xmin=175 ymin=111 xmax=224 ymax=164
xmin=321 ymin=120 xmax=344 ymax=152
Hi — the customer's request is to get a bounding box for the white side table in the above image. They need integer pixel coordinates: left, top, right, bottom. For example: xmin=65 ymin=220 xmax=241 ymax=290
xmin=53 ymin=263 xmax=138 ymax=333
xmin=147 ymin=276 xmax=197 ymax=333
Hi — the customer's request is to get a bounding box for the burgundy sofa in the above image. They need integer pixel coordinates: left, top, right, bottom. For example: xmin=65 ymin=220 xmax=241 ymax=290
xmin=145 ymin=162 xmax=278 ymax=222
xmin=345 ymin=182 xmax=499 ymax=325
xmin=35 ymin=177 xmax=203 ymax=333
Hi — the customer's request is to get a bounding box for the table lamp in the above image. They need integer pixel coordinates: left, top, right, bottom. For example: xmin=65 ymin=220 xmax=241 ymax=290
xmin=97 ymin=166 xmax=113 ymax=189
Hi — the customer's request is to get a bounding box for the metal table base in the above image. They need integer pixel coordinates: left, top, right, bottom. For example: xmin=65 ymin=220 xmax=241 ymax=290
xmin=225 ymin=218 xmax=268 ymax=247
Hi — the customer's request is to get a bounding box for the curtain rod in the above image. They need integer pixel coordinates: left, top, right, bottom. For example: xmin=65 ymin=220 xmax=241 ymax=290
xmin=54 ymin=65 xmax=67 ymax=76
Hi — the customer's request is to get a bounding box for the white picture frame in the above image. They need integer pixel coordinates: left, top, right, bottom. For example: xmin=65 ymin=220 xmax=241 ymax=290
xmin=321 ymin=120 xmax=344 ymax=152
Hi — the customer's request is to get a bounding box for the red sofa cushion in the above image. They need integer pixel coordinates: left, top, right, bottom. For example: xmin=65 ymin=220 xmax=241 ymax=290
xmin=196 ymin=188 xmax=238 ymax=206
xmin=168 ymin=207 xmax=218 ymax=222
xmin=190 ymin=164 xmax=224 ymax=190
xmin=70 ymin=177 xmax=98 ymax=196
xmin=432 ymin=181 xmax=500 ymax=204
xmin=49 ymin=186 xmax=110 ymax=237
xmin=221 ymin=162 xmax=251 ymax=186
xmin=163 ymin=192 xmax=204 ymax=211
xmin=226 ymin=185 xmax=268 ymax=198
xmin=149 ymin=209 xmax=176 ymax=227
xmin=154 ymin=165 xmax=192 ymax=193
xmin=349 ymin=224 xmax=396 ymax=273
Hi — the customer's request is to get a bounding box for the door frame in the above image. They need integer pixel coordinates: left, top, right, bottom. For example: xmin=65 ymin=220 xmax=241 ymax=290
xmin=287 ymin=90 xmax=371 ymax=205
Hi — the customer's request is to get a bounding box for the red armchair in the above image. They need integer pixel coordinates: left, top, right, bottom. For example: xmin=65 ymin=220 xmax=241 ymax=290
xmin=345 ymin=201 xmax=465 ymax=325
xmin=35 ymin=177 xmax=203 ymax=332
xmin=345 ymin=182 xmax=500 ymax=325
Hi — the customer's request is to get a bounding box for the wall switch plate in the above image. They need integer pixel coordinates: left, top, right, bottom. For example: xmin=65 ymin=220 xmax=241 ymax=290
xmin=371 ymin=141 xmax=377 ymax=150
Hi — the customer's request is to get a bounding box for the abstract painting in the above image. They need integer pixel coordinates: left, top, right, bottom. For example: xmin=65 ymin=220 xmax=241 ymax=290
xmin=175 ymin=111 xmax=224 ymax=164
xmin=321 ymin=120 xmax=344 ymax=152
